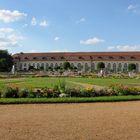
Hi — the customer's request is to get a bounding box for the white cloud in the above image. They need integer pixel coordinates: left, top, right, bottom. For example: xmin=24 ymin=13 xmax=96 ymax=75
xmin=31 ymin=17 xmax=37 ymax=26
xmin=54 ymin=37 xmax=60 ymax=41
xmin=127 ymin=4 xmax=140 ymax=14
xmin=128 ymin=5 xmax=137 ymax=10
xmin=76 ymin=17 xmax=86 ymax=24
xmin=0 ymin=28 xmax=24 ymax=49
xmin=0 ymin=9 xmax=26 ymax=23
xmin=108 ymin=45 xmax=140 ymax=51
xmin=80 ymin=37 xmax=104 ymax=45
xmin=40 ymin=20 xmax=48 ymax=27
xmin=0 ymin=28 xmax=14 ymax=33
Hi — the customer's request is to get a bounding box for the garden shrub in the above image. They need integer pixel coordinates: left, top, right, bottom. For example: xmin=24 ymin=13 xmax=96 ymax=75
xmin=27 ymin=90 xmax=36 ymax=98
xmin=18 ymin=88 xmax=29 ymax=98
xmin=58 ymin=79 xmax=66 ymax=93
xmin=41 ymin=87 xmax=60 ymax=98
xmin=65 ymin=88 xmax=81 ymax=97
xmin=1 ymin=86 xmax=18 ymax=98
xmin=94 ymin=88 xmax=111 ymax=96
xmin=109 ymin=84 xmax=140 ymax=96
xmin=80 ymin=88 xmax=95 ymax=97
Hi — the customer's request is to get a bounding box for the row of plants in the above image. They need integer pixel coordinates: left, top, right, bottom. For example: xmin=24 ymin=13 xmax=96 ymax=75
xmin=0 ymin=81 xmax=140 ymax=98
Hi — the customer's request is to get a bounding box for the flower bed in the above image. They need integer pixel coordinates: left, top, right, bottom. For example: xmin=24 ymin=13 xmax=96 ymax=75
xmin=0 ymin=83 xmax=140 ymax=98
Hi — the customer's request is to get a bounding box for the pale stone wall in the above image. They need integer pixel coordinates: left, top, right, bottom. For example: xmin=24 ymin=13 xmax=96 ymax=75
xmin=15 ymin=60 xmax=140 ymax=72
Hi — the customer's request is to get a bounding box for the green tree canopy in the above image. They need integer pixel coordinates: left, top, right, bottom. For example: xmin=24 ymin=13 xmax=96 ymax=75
xmin=128 ymin=63 xmax=136 ymax=71
xmin=63 ymin=61 xmax=71 ymax=70
xmin=97 ymin=62 xmax=105 ymax=70
xmin=0 ymin=50 xmax=13 ymax=72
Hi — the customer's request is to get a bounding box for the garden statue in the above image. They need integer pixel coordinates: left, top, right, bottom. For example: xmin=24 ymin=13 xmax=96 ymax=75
xmin=11 ymin=65 xmax=15 ymax=74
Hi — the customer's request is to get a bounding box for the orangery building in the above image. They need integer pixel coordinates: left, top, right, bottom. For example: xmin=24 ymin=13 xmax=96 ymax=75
xmin=13 ymin=52 xmax=140 ymax=72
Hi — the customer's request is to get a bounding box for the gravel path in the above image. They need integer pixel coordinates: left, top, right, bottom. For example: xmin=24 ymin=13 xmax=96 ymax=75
xmin=0 ymin=102 xmax=140 ymax=140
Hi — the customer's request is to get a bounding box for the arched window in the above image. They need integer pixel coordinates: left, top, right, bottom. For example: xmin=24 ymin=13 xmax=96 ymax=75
xmin=55 ymin=63 xmax=58 ymax=68
xmin=60 ymin=63 xmax=63 ymax=67
xmin=46 ymin=63 xmax=49 ymax=71
xmin=113 ymin=63 xmax=116 ymax=72
xmin=77 ymin=63 xmax=82 ymax=71
xmin=41 ymin=63 xmax=44 ymax=70
xmin=136 ymin=63 xmax=139 ymax=72
xmin=91 ymin=63 xmax=95 ymax=72
xmin=20 ymin=63 xmax=22 ymax=70
xmin=85 ymin=63 xmax=89 ymax=72
xmin=37 ymin=63 xmax=40 ymax=69
xmin=107 ymin=63 xmax=111 ymax=70
xmin=24 ymin=63 xmax=27 ymax=67
xmin=28 ymin=63 xmax=31 ymax=67
xmin=124 ymin=63 xmax=128 ymax=71
xmin=50 ymin=63 xmax=53 ymax=68
xmin=118 ymin=63 xmax=122 ymax=71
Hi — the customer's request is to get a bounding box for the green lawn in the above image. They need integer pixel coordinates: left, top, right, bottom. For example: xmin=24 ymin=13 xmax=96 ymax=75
xmin=0 ymin=77 xmax=140 ymax=90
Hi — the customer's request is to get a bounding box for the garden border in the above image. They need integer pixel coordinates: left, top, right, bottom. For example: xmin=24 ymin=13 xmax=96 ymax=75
xmin=0 ymin=95 xmax=140 ymax=104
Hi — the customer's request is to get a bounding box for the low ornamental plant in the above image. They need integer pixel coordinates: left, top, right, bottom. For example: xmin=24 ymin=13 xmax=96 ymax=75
xmin=109 ymin=84 xmax=140 ymax=96
xmin=80 ymin=88 xmax=95 ymax=97
xmin=1 ymin=86 xmax=19 ymax=98
xmin=0 ymin=83 xmax=140 ymax=98
xmin=18 ymin=88 xmax=29 ymax=98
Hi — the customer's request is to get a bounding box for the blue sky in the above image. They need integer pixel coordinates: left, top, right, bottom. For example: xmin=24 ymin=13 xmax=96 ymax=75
xmin=0 ymin=0 xmax=140 ymax=54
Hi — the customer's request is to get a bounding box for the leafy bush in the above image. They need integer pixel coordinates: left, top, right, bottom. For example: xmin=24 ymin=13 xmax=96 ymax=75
xmin=94 ymin=88 xmax=112 ymax=96
xmin=41 ymin=87 xmax=60 ymax=98
xmin=27 ymin=90 xmax=36 ymax=98
xmin=65 ymin=88 xmax=81 ymax=97
xmin=18 ymin=88 xmax=29 ymax=98
xmin=1 ymin=87 xmax=18 ymax=98
xmin=80 ymin=88 xmax=95 ymax=97
xmin=58 ymin=79 xmax=66 ymax=93
xmin=109 ymin=84 xmax=140 ymax=96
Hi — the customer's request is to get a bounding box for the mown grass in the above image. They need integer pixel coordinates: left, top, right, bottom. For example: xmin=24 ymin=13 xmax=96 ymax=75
xmin=0 ymin=77 xmax=140 ymax=90
xmin=0 ymin=95 xmax=140 ymax=104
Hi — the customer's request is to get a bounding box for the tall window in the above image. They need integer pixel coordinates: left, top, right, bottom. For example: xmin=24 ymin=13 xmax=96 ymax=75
xmin=50 ymin=63 xmax=53 ymax=68
xmin=46 ymin=63 xmax=49 ymax=71
xmin=24 ymin=63 xmax=27 ymax=67
xmin=113 ymin=63 xmax=116 ymax=72
xmin=41 ymin=63 xmax=44 ymax=67
xmin=124 ymin=63 xmax=128 ymax=71
xmin=55 ymin=63 xmax=58 ymax=68
xmin=77 ymin=63 xmax=82 ymax=71
xmin=118 ymin=63 xmax=122 ymax=71
xmin=136 ymin=63 xmax=139 ymax=72
xmin=91 ymin=63 xmax=95 ymax=72
xmin=20 ymin=63 xmax=22 ymax=70
xmin=85 ymin=63 xmax=89 ymax=72
xmin=37 ymin=63 xmax=40 ymax=69
xmin=107 ymin=63 xmax=111 ymax=70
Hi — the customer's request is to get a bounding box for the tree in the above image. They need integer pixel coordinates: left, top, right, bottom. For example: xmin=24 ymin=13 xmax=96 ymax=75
xmin=63 ymin=61 xmax=71 ymax=70
xmin=0 ymin=50 xmax=13 ymax=72
xmin=97 ymin=62 xmax=105 ymax=70
xmin=28 ymin=66 xmax=35 ymax=71
xmin=128 ymin=63 xmax=136 ymax=71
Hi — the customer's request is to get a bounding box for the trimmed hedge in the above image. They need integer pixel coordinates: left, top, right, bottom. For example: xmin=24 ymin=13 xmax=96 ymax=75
xmin=0 ymin=96 xmax=140 ymax=104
